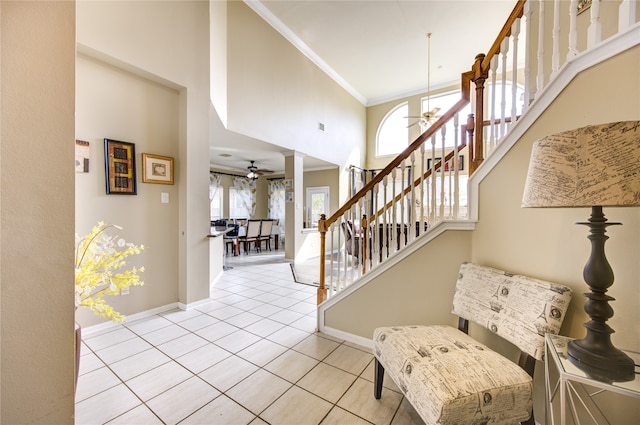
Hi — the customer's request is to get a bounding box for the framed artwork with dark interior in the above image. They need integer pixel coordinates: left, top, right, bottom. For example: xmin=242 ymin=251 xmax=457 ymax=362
xmin=427 ymin=155 xmax=465 ymax=172
xmin=75 ymin=139 xmax=90 ymax=173
xmin=104 ymin=138 xmax=137 ymax=195
xmin=142 ymin=153 xmax=174 ymax=185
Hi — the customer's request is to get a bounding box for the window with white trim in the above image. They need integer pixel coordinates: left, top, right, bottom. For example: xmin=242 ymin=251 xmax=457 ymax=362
xmin=306 ymin=186 xmax=330 ymax=228
xmin=376 ymin=102 xmax=408 ymax=157
xmin=229 ymin=187 xmax=250 ymax=219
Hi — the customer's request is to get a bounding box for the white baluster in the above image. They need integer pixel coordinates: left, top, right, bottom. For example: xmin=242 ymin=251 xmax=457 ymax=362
xmin=511 ymin=18 xmax=520 ymax=126
xmin=409 ymin=152 xmax=416 ymax=243
xmin=440 ymin=125 xmax=446 ymax=220
xmin=489 ymin=55 xmax=498 ymax=151
xmin=430 ymin=134 xmax=437 ymax=224
xmin=332 ymin=223 xmax=340 ymax=298
xmin=500 ymin=36 xmax=509 ymax=139
xmin=567 ymin=0 xmax=579 ymax=60
xmin=391 ymin=168 xmax=397 ymax=255
xmin=523 ymin=0 xmax=534 ymax=107
xmin=382 ymin=175 xmax=388 ymax=262
xmin=372 ymin=183 xmax=379 ymax=268
xmin=537 ymin=0 xmax=546 ymax=93
xmin=453 ymin=112 xmax=460 ymax=220
xmin=619 ymin=0 xmax=636 ymax=31
xmin=551 ymin=0 xmax=561 ymax=78
xmin=587 ymin=0 xmax=602 ymax=48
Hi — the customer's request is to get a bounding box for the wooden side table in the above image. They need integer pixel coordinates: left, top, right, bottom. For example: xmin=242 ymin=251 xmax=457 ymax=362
xmin=545 ymin=334 xmax=640 ymax=424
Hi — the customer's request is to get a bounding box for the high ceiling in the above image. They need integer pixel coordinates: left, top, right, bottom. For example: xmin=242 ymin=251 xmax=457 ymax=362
xmin=210 ymin=0 xmax=515 ymax=175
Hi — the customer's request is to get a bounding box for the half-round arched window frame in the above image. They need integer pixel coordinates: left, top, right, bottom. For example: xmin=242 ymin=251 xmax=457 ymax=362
xmin=376 ymin=101 xmax=408 ymax=157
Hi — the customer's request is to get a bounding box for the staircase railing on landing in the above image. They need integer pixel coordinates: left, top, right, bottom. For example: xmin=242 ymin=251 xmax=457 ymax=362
xmin=316 ymin=0 xmax=639 ymax=304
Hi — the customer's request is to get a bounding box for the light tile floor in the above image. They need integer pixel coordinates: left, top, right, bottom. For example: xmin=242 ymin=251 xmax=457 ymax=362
xmin=75 ymin=249 xmax=424 ymax=424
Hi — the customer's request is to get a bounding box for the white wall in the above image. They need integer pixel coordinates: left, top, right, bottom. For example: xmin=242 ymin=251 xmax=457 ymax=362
xmin=1 ymin=1 xmax=76 ymax=421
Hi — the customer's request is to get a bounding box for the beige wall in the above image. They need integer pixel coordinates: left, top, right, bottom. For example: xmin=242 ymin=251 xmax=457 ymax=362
xmin=366 ymin=85 xmax=460 ymax=171
xmin=471 ymin=44 xmax=640 ymax=422
xmin=1 ymin=1 xmax=76 ymax=422
xmin=472 ymin=45 xmax=640 ymax=353
xmin=226 ymin=1 xmax=366 ymax=171
xmin=323 ymin=230 xmax=472 ymax=336
xmin=75 ymin=55 xmax=181 ymax=327
xmin=77 ymin=0 xmax=212 ymax=307
xmin=325 ymin=45 xmax=640 ymax=421
xmin=303 ymin=168 xmax=340 ymax=226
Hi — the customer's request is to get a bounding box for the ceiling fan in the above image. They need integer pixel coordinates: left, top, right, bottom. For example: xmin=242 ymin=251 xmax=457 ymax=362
xmin=246 ymin=160 xmax=273 ymax=179
xmin=407 ymin=33 xmax=441 ymax=130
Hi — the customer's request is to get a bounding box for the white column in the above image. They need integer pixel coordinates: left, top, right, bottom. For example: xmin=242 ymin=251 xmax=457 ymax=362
xmin=283 ymin=150 xmax=304 ymax=261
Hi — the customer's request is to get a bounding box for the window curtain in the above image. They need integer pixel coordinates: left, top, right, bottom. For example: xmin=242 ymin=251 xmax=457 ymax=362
xmin=209 ymin=173 xmax=221 ymax=202
xmin=268 ymin=179 xmax=286 ymax=228
xmin=209 ymin=173 xmax=222 ymax=219
xmin=232 ymin=176 xmax=256 ymax=218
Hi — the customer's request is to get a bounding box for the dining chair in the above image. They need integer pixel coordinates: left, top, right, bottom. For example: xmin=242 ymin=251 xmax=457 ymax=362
xmin=239 ymin=219 xmax=261 ymax=254
xmin=258 ymin=220 xmax=274 ymax=251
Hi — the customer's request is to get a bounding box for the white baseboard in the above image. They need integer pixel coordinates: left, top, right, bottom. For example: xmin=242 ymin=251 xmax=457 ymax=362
xmin=81 ymin=302 xmax=180 ymax=337
xmin=321 ymin=326 xmax=373 ymax=351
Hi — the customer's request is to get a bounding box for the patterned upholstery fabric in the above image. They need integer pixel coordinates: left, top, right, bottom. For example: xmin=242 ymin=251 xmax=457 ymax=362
xmin=374 ymin=326 xmax=532 ymax=425
xmin=373 ymin=263 xmax=572 ymax=425
xmin=452 ymin=262 xmax=572 ymax=361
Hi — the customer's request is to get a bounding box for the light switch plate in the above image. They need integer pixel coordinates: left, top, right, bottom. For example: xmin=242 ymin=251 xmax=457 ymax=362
xmin=161 ymin=192 xmax=169 ymax=203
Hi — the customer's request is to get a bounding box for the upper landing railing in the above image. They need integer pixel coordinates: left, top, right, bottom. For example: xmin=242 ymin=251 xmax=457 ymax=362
xmin=316 ymin=0 xmax=639 ymax=304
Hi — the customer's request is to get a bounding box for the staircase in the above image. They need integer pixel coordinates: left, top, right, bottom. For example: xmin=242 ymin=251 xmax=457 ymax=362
xmin=315 ymin=0 xmax=639 ymax=309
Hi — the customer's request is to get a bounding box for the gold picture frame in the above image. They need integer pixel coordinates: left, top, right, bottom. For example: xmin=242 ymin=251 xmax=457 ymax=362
xmin=142 ymin=153 xmax=174 ymax=185
xmin=104 ymin=138 xmax=137 ymax=194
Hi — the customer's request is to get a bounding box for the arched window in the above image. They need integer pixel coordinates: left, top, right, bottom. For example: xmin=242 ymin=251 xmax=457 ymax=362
xmin=486 ymin=81 xmax=525 ymax=119
xmin=421 ymin=91 xmax=472 ymax=148
xmin=376 ymin=102 xmax=408 ymax=157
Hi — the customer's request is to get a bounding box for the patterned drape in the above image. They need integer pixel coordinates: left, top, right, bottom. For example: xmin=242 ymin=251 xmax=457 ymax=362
xmin=268 ymin=179 xmax=286 ymax=228
xmin=232 ymin=176 xmax=256 ymax=218
xmin=209 ymin=173 xmax=221 ymax=202
xmin=209 ymin=173 xmax=222 ymax=219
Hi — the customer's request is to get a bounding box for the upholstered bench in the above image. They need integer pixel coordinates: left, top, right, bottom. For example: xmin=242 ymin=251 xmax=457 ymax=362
xmin=373 ymin=262 xmax=572 ymax=425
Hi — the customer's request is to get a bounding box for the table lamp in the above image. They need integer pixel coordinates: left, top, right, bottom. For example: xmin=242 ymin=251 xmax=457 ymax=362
xmin=522 ymin=121 xmax=640 ymax=382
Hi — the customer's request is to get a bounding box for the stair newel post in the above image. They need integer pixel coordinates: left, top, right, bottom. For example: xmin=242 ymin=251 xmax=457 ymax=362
xmin=471 ymin=53 xmax=488 ymax=174
xmin=466 ymin=113 xmax=476 ymax=174
xmin=317 ymin=213 xmax=327 ymax=304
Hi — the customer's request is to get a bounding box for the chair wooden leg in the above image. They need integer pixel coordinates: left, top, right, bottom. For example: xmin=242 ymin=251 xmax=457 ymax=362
xmin=374 ymin=358 xmax=385 ymax=399
xmin=520 ymin=412 xmax=534 ymax=425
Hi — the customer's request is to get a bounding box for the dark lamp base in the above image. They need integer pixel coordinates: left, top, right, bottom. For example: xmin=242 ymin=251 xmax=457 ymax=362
xmin=568 ymin=339 xmax=635 ymax=382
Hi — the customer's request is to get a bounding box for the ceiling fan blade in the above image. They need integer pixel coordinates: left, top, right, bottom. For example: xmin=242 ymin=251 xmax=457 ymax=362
xmin=407 ymin=121 xmax=420 ymax=128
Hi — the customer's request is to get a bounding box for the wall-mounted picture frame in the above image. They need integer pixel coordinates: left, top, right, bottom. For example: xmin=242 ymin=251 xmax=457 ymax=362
xmin=427 ymin=155 xmax=465 ymax=172
xmin=577 ymin=0 xmax=592 ymax=15
xmin=284 ymin=178 xmax=293 ymax=190
xmin=75 ymin=139 xmax=90 ymax=173
xmin=285 ymin=191 xmax=294 ymax=203
xmin=142 ymin=153 xmax=174 ymax=185
xmin=104 ymin=138 xmax=137 ymax=195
